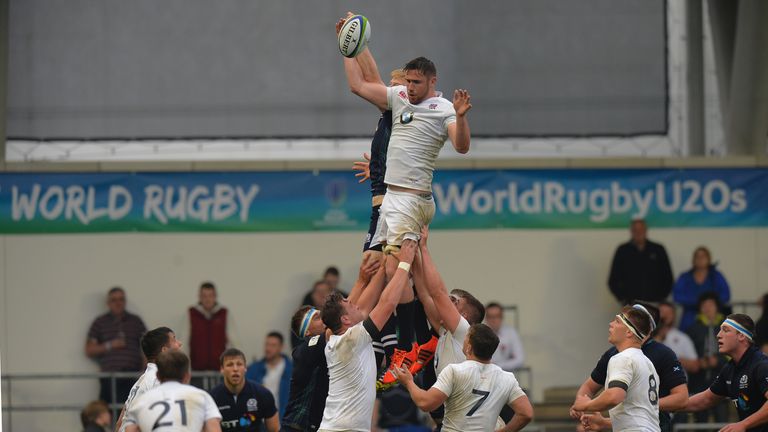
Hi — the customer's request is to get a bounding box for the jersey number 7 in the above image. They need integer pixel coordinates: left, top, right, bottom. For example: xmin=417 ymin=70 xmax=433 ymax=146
xmin=467 ymin=389 xmax=490 ymax=416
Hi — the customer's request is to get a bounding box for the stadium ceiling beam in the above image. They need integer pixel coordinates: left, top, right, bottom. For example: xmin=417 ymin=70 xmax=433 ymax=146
xmin=707 ymin=0 xmax=768 ymax=155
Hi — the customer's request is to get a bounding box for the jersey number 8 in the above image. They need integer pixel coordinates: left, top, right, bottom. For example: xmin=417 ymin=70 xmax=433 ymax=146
xmin=648 ymin=375 xmax=658 ymax=406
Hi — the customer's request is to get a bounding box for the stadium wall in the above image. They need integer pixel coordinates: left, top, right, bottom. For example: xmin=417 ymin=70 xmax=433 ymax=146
xmin=1 ymin=225 xmax=767 ymax=431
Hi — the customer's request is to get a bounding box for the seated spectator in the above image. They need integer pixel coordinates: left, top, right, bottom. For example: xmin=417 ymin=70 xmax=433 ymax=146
xmin=483 ymin=302 xmax=525 ymax=371
xmin=84 ymin=286 xmax=146 ymax=404
xmin=655 ymin=302 xmax=699 ymax=376
xmin=246 ymin=331 xmax=293 ymax=419
xmin=684 ymin=292 xmax=729 ymax=423
xmin=80 ymin=400 xmax=112 ymax=432
xmin=754 ymin=293 xmax=768 ymax=352
xmin=672 ymin=246 xmax=731 ymax=331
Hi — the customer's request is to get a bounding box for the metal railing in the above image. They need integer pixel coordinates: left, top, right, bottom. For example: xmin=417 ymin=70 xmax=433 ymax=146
xmin=1 ymin=370 xmax=222 ymax=429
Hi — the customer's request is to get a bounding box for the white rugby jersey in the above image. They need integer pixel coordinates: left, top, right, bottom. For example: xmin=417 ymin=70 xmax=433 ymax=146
xmin=320 ymin=321 xmax=377 ymax=432
xmin=385 ymin=85 xmax=457 ymax=192
xmin=435 ymin=317 xmax=470 ymax=375
xmin=606 ymin=347 xmax=661 ymax=432
xmin=433 ymin=360 xmax=527 ymax=432
xmin=124 ymin=381 xmax=221 ymax=432
xmin=119 ymin=363 xmax=160 ymax=432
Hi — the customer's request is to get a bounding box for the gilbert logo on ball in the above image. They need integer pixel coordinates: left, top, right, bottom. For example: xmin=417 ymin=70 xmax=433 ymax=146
xmin=338 ymin=15 xmax=371 ymax=58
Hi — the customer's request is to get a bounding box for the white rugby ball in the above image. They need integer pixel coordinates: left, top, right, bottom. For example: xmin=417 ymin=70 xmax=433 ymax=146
xmin=338 ymin=15 xmax=371 ymax=58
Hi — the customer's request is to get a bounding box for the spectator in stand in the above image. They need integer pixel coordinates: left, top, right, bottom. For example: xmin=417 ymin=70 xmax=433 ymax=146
xmin=187 ymin=281 xmax=238 ymax=386
xmin=655 ymin=302 xmax=700 ymax=377
xmin=608 ymin=219 xmax=674 ymax=304
xmin=755 ymin=293 xmax=768 ymax=353
xmin=301 ymin=280 xmax=333 ymax=309
xmin=80 ymin=400 xmax=112 ymax=432
xmin=85 ymin=287 xmax=147 ymax=404
xmin=684 ymin=292 xmax=729 ymax=424
xmin=673 ymin=246 xmax=731 ymax=331
xmin=246 ymin=331 xmax=293 ymax=419
xmin=484 ymin=302 xmax=525 ymax=371
xmin=323 ymin=266 xmax=341 ymax=292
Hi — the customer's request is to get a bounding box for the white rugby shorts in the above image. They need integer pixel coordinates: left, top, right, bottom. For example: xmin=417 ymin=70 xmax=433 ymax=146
xmin=373 ymin=189 xmax=435 ymax=247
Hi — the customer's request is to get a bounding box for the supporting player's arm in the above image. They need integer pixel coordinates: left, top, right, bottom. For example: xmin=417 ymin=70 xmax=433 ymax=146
xmin=682 ymin=388 xmax=725 ymax=412
xmin=498 ymin=395 xmax=534 ymax=432
xmin=419 ymin=226 xmax=462 ymax=333
xmin=572 ymin=386 xmax=626 ymax=413
xmin=447 ymin=89 xmax=472 ymax=154
xmin=411 ymin=249 xmax=443 ymax=330
xmin=659 ymin=383 xmax=689 ymax=412
xmin=368 ymin=240 xmax=417 ymax=330
xmin=392 ymin=366 xmax=448 ymax=412
xmin=203 ymin=418 xmax=223 ymax=432
xmin=570 ymin=377 xmax=603 ymax=419
xmin=722 ymin=392 xmax=768 ymax=432
xmin=348 ymin=253 xmax=382 ymax=305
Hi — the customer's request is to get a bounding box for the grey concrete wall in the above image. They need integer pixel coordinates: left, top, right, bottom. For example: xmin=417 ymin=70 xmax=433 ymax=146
xmin=7 ymin=0 xmax=666 ymax=139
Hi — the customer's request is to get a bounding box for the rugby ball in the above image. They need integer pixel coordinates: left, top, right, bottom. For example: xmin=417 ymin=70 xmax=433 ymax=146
xmin=338 ymin=15 xmax=371 ymax=58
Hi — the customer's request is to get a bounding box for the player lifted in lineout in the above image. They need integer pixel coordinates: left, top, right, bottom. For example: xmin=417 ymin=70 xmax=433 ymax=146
xmin=338 ymin=13 xmax=473 ymax=284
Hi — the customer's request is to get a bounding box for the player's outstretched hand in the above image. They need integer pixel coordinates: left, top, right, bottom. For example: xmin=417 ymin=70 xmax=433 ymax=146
xmin=360 ymin=250 xmax=381 ymax=279
xmin=353 ymin=152 xmax=371 ymax=183
xmin=391 ymin=366 xmax=414 ymax=385
xmin=335 ymin=12 xmax=355 ymax=36
xmin=419 ymin=225 xmax=430 ymax=248
xmin=453 ymin=89 xmax=472 ymax=116
xmin=399 ymin=239 xmax=417 ymax=266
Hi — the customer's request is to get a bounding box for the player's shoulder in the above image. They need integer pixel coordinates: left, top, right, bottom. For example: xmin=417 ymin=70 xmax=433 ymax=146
xmin=243 ymin=379 xmax=274 ymax=398
xmin=643 ymin=339 xmax=678 ymax=362
xmin=390 ymin=86 xmax=408 ymax=102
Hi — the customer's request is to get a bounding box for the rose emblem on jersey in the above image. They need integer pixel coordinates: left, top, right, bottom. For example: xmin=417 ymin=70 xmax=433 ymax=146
xmin=400 ymin=111 xmax=414 ymax=124
xmin=247 ymin=398 xmax=258 ymax=411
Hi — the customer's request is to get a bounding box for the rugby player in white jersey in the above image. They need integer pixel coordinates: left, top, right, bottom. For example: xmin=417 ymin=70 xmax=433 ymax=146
xmin=115 ymin=327 xmax=183 ymax=432
xmin=339 ymin=13 xmax=472 ymax=283
xmin=409 ymin=226 xmax=485 ymax=376
xmin=318 ymin=240 xmax=417 ymax=432
xmin=572 ymin=307 xmax=660 ymax=432
xmin=393 ymin=323 xmax=533 ymax=432
xmin=124 ymin=350 xmax=221 ymax=432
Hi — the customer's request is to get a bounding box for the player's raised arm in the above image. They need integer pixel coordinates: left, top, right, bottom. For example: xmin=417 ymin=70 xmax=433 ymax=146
xmin=411 ymin=249 xmax=442 ymax=330
xmin=368 ymin=240 xmax=417 ymax=330
xmin=418 ymin=226 xmax=462 ymax=333
xmin=447 ymin=89 xmax=472 ymax=154
xmin=336 ymin=14 xmax=387 ymax=111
